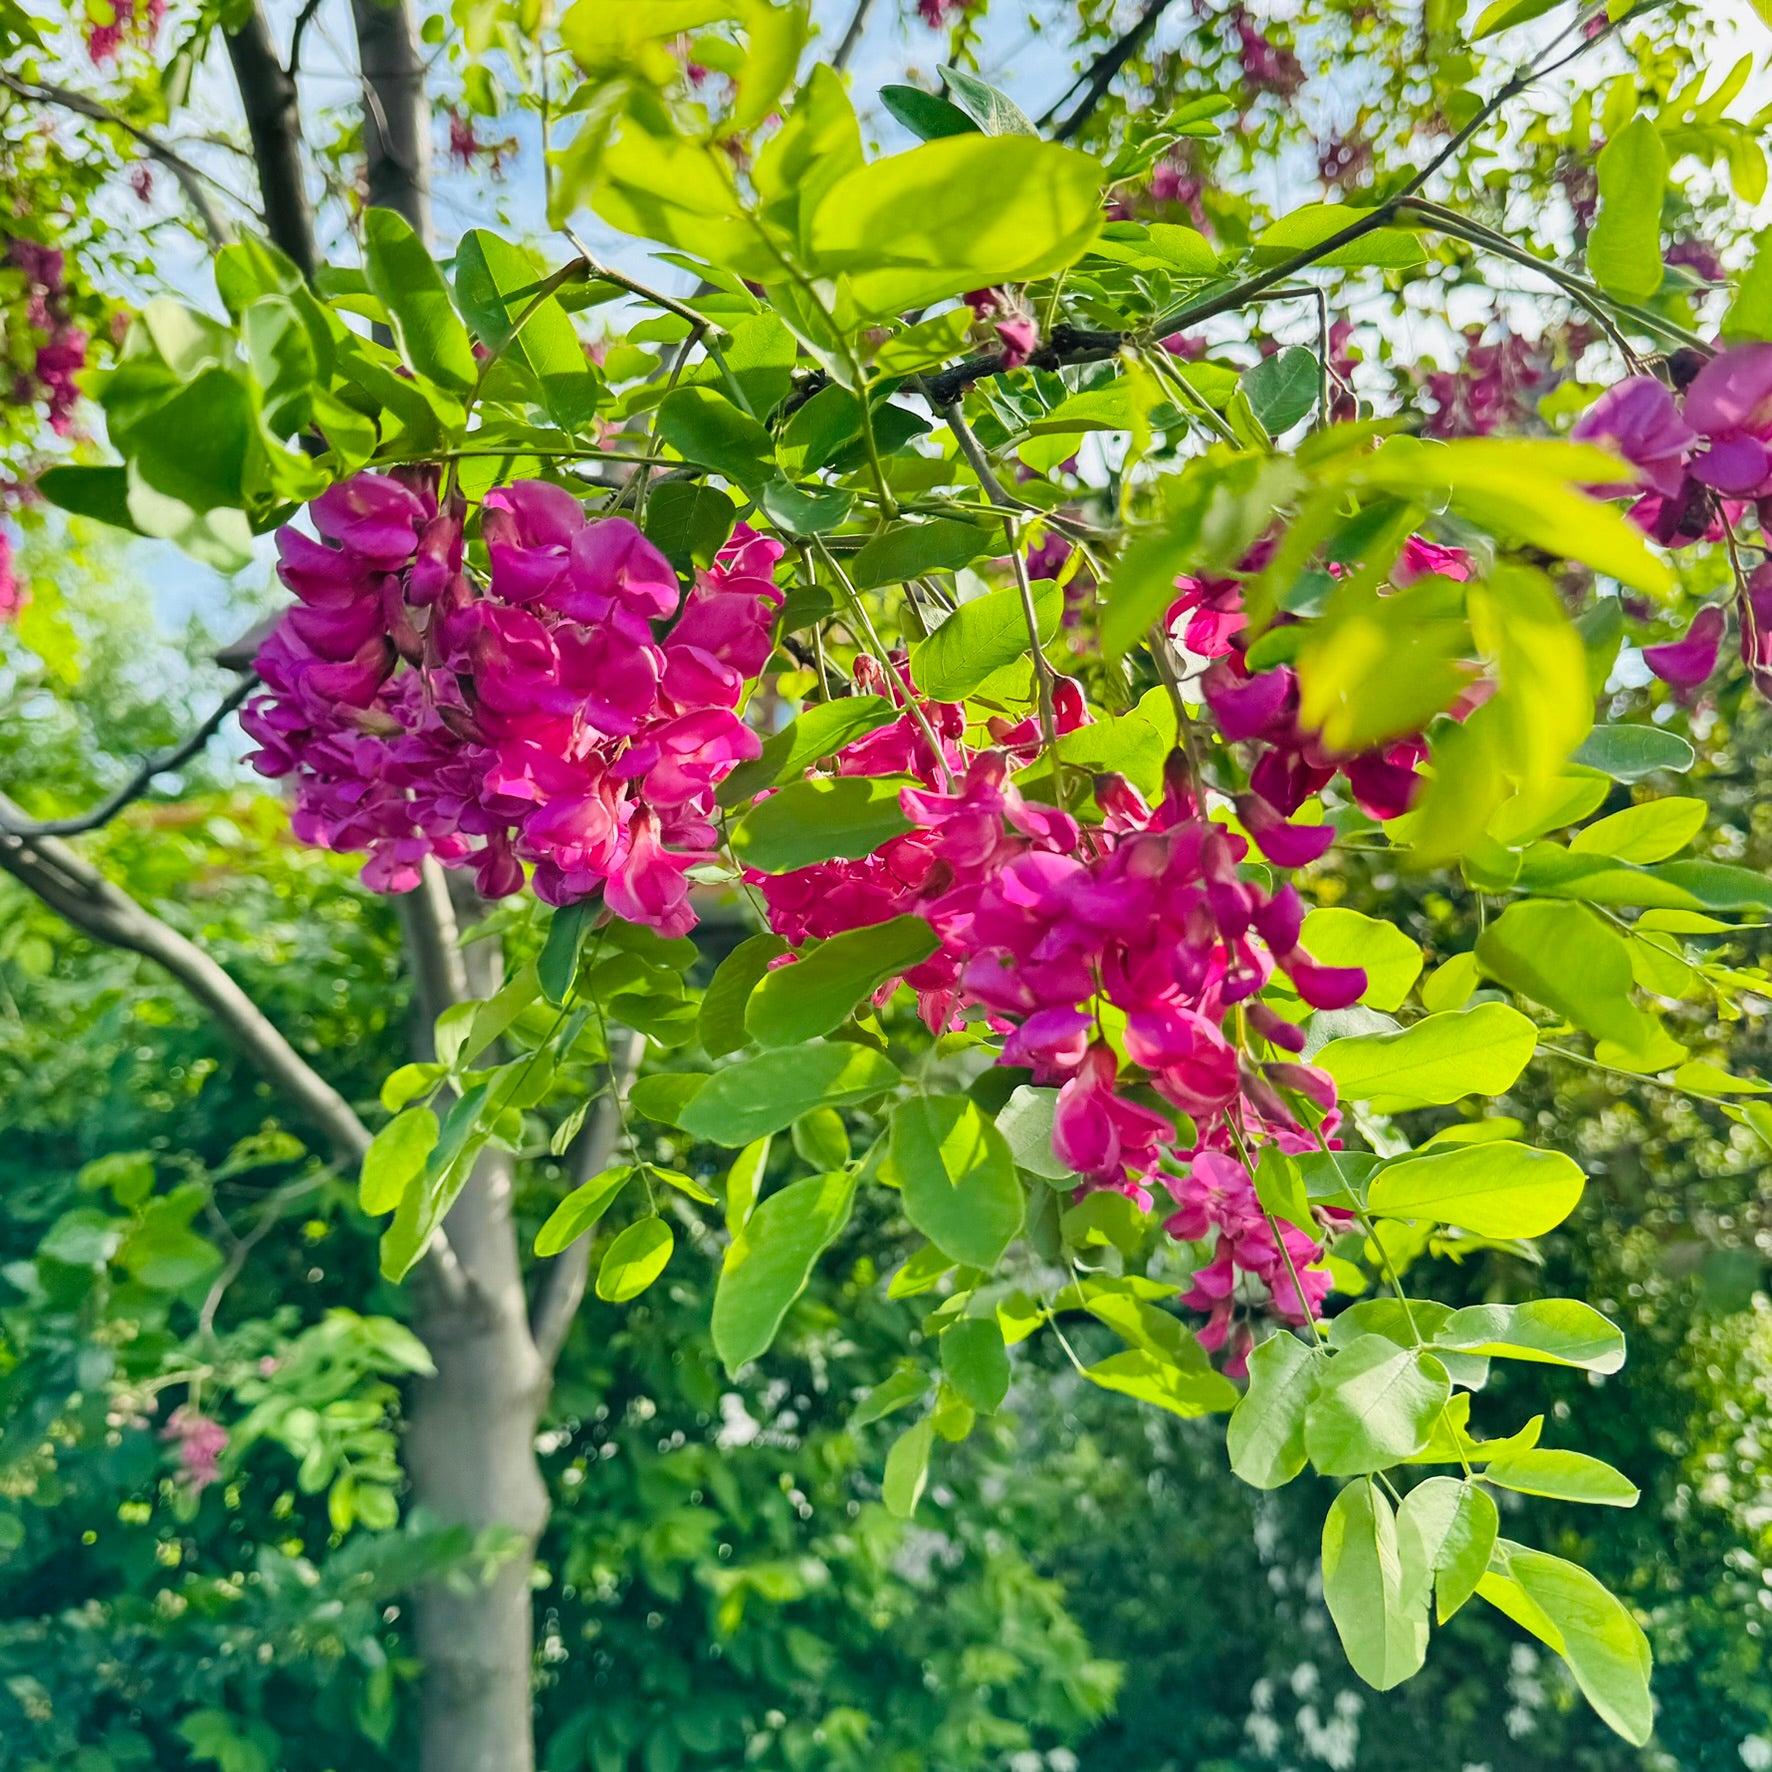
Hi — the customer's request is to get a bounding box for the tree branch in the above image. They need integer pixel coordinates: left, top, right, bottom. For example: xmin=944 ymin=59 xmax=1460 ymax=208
xmin=0 ymin=70 xmax=240 ymax=247
xmin=923 ymin=322 xmax=1127 ymax=407
xmin=0 ymin=795 xmax=371 ymax=1164
xmin=0 ymin=675 xmax=257 ymax=840
xmin=288 ymin=0 xmax=328 ymax=77
xmin=530 ymin=1028 xmax=644 ymax=1371
xmin=831 ymin=0 xmax=877 ymax=74
xmin=223 ymin=0 xmax=319 ymax=278
xmin=1045 ymin=0 xmax=1181 ymax=140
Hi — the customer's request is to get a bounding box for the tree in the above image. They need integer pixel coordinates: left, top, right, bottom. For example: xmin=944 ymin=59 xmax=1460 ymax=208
xmin=3 ymin=0 xmax=1771 ymax=1765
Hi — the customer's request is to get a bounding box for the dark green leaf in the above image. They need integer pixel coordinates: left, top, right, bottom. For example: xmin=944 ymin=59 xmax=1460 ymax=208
xmin=698 ymin=932 xmax=790 ymax=1057
xmin=879 ymin=83 xmax=981 ymax=141
xmin=938 ymin=64 xmax=1037 ymax=135
xmin=941 ymin=1316 xmax=1011 ymax=1412
xmin=644 ymin=481 xmax=739 ymax=572
xmin=1241 ymin=345 xmax=1319 ymax=434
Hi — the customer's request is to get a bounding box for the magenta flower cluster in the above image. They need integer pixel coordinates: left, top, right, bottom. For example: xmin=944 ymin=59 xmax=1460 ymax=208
xmin=162 ymin=1405 xmax=227 ymax=1492
xmin=1573 ymin=345 xmax=1772 ymax=693
xmin=751 ymin=651 xmax=1362 ymax=1344
xmin=6 ymin=239 xmax=87 ymax=439
xmin=243 ymin=472 xmax=779 ymax=934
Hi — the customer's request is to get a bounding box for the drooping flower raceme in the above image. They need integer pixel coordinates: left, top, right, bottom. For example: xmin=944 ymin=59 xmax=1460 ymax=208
xmin=243 ymin=472 xmax=780 ymax=935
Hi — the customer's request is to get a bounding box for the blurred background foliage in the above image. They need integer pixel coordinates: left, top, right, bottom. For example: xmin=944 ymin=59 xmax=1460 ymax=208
xmin=2 ymin=527 xmax=1770 ymax=1771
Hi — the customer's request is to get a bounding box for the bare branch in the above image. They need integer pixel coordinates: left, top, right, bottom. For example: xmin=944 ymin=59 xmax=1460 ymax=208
xmin=0 ymin=70 xmax=241 ymax=247
xmin=1045 ymin=0 xmax=1182 ymax=140
xmin=288 ymin=0 xmax=328 ymax=77
xmin=530 ymin=1028 xmax=645 ymax=1371
xmin=0 ymin=675 xmax=258 ymax=840
xmin=832 ymin=0 xmax=878 ymax=74
xmin=0 ymin=795 xmax=371 ymax=1165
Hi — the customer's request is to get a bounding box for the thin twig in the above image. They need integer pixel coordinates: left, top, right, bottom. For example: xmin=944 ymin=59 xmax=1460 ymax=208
xmin=831 ymin=0 xmax=877 ymax=73
xmin=1046 ymin=0 xmax=1181 ymax=139
xmin=0 ymin=70 xmax=244 ymax=245
xmin=0 ymin=675 xmax=259 ymax=839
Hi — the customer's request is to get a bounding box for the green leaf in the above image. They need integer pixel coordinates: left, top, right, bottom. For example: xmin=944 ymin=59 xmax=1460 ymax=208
xmin=1305 ymin=1336 xmax=1452 ymax=1476
xmin=36 ymin=464 xmax=139 ymax=531
xmin=1569 ymin=796 xmax=1707 ymax=864
xmin=1475 ymin=899 xmax=1672 ymax=1064
xmin=534 ymin=1165 xmax=635 ymax=1256
xmin=889 ymin=1094 xmax=1023 ymax=1269
xmin=698 ymin=932 xmax=790 ymax=1057
xmin=995 ymin=1085 xmax=1074 ymax=1182
xmin=712 ymin=1169 xmax=855 ymax=1372
xmin=1299 ymin=909 xmax=1423 ymax=1013
xmin=1396 ymin=1476 xmax=1497 ymax=1624
xmin=1573 ymin=723 xmax=1695 ymax=780
xmin=728 ymin=775 xmax=916 ymax=872
xmin=643 ymin=481 xmax=738 ymax=573
xmin=1333 ymin=437 xmax=1673 ymax=598
xmin=1100 ymin=452 xmax=1306 ymax=658
xmin=804 ymin=136 xmax=1104 ymax=320
xmin=628 ymin=1072 xmax=709 ymax=1127
xmin=1485 ymin=1448 xmax=1640 ymax=1507
xmin=718 ymin=696 xmax=900 ymax=807
xmin=1252 ymin=1145 xmax=1315 ymax=1236
xmin=1495 ymin=1544 xmax=1654 ymax=1744
xmin=937 ymin=63 xmax=1037 ymax=135
xmin=595 ymin=1215 xmax=675 ymax=1302
xmin=1227 ymin=1332 xmax=1319 ymax=1489
xmin=724 ymin=1135 xmax=770 ymax=1235
xmin=941 ymin=1317 xmax=1011 ymax=1412
xmin=1315 ymin=1002 xmax=1538 ymax=1111
xmin=538 ymin=901 xmax=595 ymax=1006
xmin=791 ymin=1106 xmax=850 ymax=1170
xmin=1513 ymin=846 xmax=1772 ymax=914
xmin=746 ymin=916 xmax=938 ymax=1046
xmin=1321 ymin=1481 xmax=1430 ymax=1690
xmin=1241 ymin=346 xmax=1319 ymax=434
xmin=1083 ymin=1348 xmax=1240 ymax=1418
xmin=883 ymin=1417 xmax=936 ymax=1517
xmin=362 ymin=208 xmax=477 ymax=394
xmin=1471 ymin=0 xmax=1563 ymax=36
xmin=853 ymin=1365 xmax=931 ymax=1425
xmin=1433 ymin=1299 xmax=1625 ymax=1373
xmin=359 ymin=1107 xmax=439 ymax=1216
xmin=879 ymin=83 xmax=980 ymax=141
xmin=656 ymin=385 xmax=775 ymax=491
xmin=678 ymin=1041 xmax=901 ymax=1146
xmin=381 ymin=1080 xmax=492 ymax=1281
xmin=1589 ymin=115 xmax=1667 ymax=304
xmin=848 ymin=518 xmax=994 ymax=589
xmin=1367 ymin=1141 xmax=1586 ymax=1239
xmin=909 ymin=580 xmax=1062 ymax=701
xmin=1252 ymin=203 xmax=1426 ymax=269
xmin=1722 ymin=226 xmax=1772 ymax=344
xmin=453 ymin=231 xmax=601 ymax=431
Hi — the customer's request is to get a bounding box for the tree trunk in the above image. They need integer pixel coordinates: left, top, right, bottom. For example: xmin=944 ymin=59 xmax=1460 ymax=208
xmin=395 ymin=870 xmax=551 ymax=1772
xmin=351 ymin=0 xmax=432 ymax=241
xmin=222 ymin=3 xmax=317 ymax=279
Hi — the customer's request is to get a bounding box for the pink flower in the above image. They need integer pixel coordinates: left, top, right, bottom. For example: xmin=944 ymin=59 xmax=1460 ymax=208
xmin=1682 ymin=345 xmax=1772 ymax=496
xmin=1643 ymin=604 xmax=1725 ymax=689
xmin=1571 ymin=375 xmax=1697 ymax=498
xmin=0 ymin=527 xmax=23 ymax=623
xmin=995 ymin=316 xmax=1039 ymax=369
xmin=162 ymin=1405 xmax=227 ymax=1492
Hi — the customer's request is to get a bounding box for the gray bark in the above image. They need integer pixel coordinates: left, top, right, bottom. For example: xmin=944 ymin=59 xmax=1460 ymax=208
xmin=351 ymin=0 xmax=432 ymax=240
xmin=222 ymin=2 xmax=317 ymax=279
